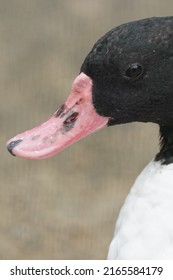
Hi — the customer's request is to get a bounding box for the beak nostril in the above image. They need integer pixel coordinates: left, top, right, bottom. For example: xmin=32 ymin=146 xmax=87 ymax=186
xmin=62 ymin=112 xmax=79 ymax=132
xmin=63 ymin=112 xmax=79 ymax=125
xmin=7 ymin=139 xmax=23 ymax=156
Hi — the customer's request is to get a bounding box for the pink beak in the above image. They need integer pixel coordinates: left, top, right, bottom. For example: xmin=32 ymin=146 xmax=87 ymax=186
xmin=7 ymin=73 xmax=109 ymax=159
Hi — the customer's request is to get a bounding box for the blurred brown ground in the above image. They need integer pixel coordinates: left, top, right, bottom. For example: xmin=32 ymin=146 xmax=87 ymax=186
xmin=1 ymin=0 xmax=173 ymax=259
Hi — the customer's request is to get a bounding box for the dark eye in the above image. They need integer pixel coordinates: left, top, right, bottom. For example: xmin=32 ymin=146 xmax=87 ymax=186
xmin=125 ymin=63 xmax=143 ymax=78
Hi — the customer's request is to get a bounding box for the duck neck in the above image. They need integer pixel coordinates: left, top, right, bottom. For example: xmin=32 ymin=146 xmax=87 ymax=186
xmin=155 ymin=125 xmax=173 ymax=164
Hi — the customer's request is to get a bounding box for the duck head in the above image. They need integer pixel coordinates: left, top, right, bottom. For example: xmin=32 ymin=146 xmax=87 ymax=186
xmin=7 ymin=17 xmax=173 ymax=160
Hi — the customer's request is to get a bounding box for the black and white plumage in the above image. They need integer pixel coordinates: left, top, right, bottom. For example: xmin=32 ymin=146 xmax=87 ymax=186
xmin=7 ymin=17 xmax=173 ymax=259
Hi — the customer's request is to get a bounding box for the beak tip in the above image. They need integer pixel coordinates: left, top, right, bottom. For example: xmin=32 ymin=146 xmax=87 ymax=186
xmin=7 ymin=139 xmax=23 ymax=156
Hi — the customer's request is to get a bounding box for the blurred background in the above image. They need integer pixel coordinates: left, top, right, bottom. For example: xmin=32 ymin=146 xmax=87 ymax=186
xmin=1 ymin=0 xmax=173 ymax=259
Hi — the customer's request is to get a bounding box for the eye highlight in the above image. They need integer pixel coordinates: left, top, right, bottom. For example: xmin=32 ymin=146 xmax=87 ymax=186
xmin=125 ymin=63 xmax=144 ymax=79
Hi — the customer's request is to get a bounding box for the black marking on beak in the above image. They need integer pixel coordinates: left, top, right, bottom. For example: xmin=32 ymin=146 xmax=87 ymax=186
xmin=7 ymin=139 xmax=23 ymax=156
xmin=60 ymin=100 xmax=82 ymax=119
xmin=63 ymin=112 xmax=79 ymax=132
xmin=54 ymin=104 xmax=66 ymax=117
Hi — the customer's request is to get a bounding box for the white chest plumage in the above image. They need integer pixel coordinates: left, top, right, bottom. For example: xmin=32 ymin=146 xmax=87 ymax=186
xmin=108 ymin=160 xmax=173 ymax=259
xmin=6 ymin=16 xmax=173 ymax=260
